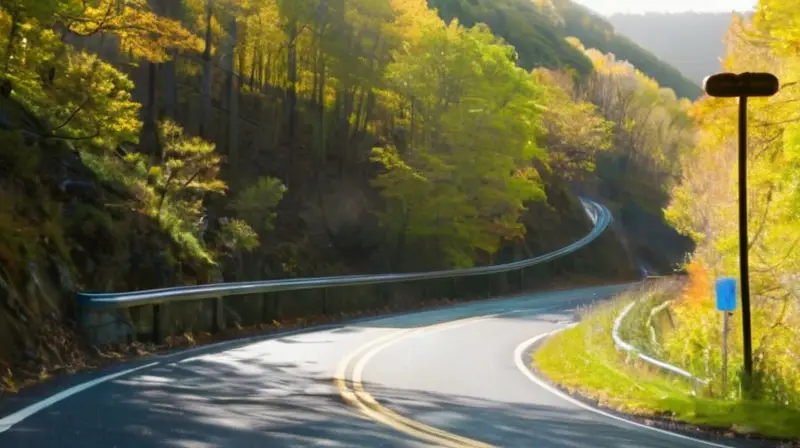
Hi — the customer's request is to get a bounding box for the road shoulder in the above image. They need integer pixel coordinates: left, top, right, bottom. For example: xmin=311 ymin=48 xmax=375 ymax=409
xmin=525 ymin=286 xmax=796 ymax=448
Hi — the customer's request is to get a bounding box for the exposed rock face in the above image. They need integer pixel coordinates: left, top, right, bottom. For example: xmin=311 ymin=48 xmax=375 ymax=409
xmin=0 ymin=98 xmax=215 ymax=374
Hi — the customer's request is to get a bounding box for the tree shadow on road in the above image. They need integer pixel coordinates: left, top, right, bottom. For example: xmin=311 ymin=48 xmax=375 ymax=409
xmin=2 ymin=351 xmax=770 ymax=448
xmin=360 ymin=383 xmax=771 ymax=448
xmin=3 ymin=356 xmax=420 ymax=448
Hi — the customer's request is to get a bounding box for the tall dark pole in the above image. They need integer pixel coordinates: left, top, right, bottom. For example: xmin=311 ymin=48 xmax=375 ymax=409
xmin=738 ymin=96 xmax=753 ymax=393
xmin=704 ymin=72 xmax=779 ymax=399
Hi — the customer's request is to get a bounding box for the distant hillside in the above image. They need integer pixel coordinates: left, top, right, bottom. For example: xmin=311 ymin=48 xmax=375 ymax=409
xmin=551 ymin=0 xmax=703 ymax=99
xmin=608 ymin=12 xmax=738 ymax=85
xmin=428 ymin=0 xmax=703 ymax=100
xmin=428 ymin=0 xmax=595 ymax=75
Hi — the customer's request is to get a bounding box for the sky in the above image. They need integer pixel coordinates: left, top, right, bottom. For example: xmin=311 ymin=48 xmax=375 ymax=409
xmin=575 ymin=0 xmax=757 ymax=15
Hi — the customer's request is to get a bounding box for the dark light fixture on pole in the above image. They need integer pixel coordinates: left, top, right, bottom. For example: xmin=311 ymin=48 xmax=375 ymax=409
xmin=702 ymin=72 xmax=780 ymax=395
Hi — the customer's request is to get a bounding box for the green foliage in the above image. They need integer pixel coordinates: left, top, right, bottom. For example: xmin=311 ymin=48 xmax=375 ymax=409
xmin=62 ymin=0 xmax=203 ymax=62
xmin=232 ymin=176 xmax=287 ymax=232
xmin=33 ymin=51 xmax=140 ymax=148
xmin=533 ymin=68 xmax=612 ymax=179
xmin=753 ymin=0 xmax=800 ymax=56
xmin=0 ymin=130 xmax=40 ymax=177
xmin=0 ymin=0 xmax=688 ymax=278
xmin=219 ymin=218 xmax=260 ymax=252
xmin=152 ymin=120 xmax=226 ymax=215
xmin=373 ymin=21 xmax=547 ymax=268
xmin=427 ymin=0 xmax=594 ymax=75
xmin=81 ymin=121 xmax=244 ymax=263
xmin=0 ymin=10 xmax=142 ymax=149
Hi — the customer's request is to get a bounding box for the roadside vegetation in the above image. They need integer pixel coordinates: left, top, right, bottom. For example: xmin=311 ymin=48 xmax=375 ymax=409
xmin=534 ymin=281 xmax=800 ymax=440
xmin=663 ymin=0 xmax=800 ymax=418
xmin=538 ymin=4 xmax=800 ymax=438
xmin=0 ymin=0 xmax=692 ymax=389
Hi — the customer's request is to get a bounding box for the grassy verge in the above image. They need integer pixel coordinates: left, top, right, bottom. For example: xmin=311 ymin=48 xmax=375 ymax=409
xmin=533 ymin=282 xmax=800 ymax=441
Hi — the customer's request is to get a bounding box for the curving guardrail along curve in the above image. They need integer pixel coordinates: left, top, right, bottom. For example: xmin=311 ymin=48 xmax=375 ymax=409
xmin=78 ymin=198 xmax=613 ymax=343
xmin=613 ymin=300 xmax=709 ymax=388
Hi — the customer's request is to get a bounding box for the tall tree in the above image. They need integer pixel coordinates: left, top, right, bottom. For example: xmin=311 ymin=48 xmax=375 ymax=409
xmin=374 ymin=21 xmax=547 ymax=268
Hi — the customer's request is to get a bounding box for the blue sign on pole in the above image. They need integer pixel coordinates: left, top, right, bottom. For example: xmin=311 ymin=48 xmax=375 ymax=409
xmin=715 ymin=277 xmax=737 ymax=312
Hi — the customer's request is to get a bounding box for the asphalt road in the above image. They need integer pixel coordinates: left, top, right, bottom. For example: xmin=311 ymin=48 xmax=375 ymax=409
xmin=0 ymin=285 xmax=761 ymax=447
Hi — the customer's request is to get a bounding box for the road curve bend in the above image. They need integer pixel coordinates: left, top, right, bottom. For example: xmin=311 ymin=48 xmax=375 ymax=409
xmin=0 ymin=284 xmax=758 ymax=448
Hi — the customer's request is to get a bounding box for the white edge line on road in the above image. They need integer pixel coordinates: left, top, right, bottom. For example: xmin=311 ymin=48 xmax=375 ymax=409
xmin=0 ymin=286 xmax=618 ymax=435
xmin=0 ymin=362 xmax=159 ymax=434
xmin=513 ymin=330 xmax=732 ymax=448
xmin=0 ymin=291 xmax=579 ymax=434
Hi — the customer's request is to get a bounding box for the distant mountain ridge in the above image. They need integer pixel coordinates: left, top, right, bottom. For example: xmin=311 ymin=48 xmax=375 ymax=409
xmin=428 ymin=0 xmax=703 ymax=99
xmin=551 ymin=0 xmax=702 ymax=99
xmin=608 ymin=12 xmax=740 ymax=85
xmin=428 ymin=0 xmax=596 ymax=75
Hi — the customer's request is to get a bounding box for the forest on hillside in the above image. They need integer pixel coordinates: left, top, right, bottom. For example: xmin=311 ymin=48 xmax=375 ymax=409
xmin=548 ymin=0 xmax=702 ymax=99
xmin=430 ymin=0 xmax=702 ymax=99
xmin=0 ymin=0 xmax=694 ymax=382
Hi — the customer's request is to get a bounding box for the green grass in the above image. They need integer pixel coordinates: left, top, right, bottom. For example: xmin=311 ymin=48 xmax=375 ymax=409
xmin=533 ymin=284 xmax=800 ymax=440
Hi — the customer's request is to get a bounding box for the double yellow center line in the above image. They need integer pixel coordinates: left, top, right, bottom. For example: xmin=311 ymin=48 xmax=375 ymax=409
xmin=333 ymin=314 xmax=509 ymax=447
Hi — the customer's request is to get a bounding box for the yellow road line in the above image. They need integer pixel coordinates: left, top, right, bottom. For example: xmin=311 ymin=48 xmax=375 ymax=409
xmin=334 ymin=314 xmax=513 ymax=448
xmin=351 ymin=331 xmax=493 ymax=448
xmin=334 ymin=329 xmax=414 ymax=415
xmin=333 ymin=291 xmax=624 ymax=446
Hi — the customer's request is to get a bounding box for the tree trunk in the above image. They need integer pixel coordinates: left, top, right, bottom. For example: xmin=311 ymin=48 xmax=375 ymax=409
xmin=3 ymin=14 xmax=19 ymax=74
xmin=393 ymin=208 xmax=410 ymax=270
xmin=318 ymin=52 xmax=327 ymax=163
xmin=287 ymin=23 xmax=299 ymax=139
xmin=160 ymin=0 xmax=179 ymax=120
xmin=226 ymin=17 xmax=240 ymax=188
xmin=199 ymin=0 xmax=214 ymax=140
xmin=286 ymin=23 xmax=299 ymax=189
xmin=162 ymin=55 xmax=178 ymax=119
xmin=237 ymin=21 xmax=247 ymax=82
xmin=140 ymin=62 xmax=163 ymax=163
xmin=249 ymin=50 xmax=257 ymax=90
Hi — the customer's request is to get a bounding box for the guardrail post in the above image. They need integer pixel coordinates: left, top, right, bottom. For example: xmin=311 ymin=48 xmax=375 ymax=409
xmin=211 ymin=297 xmax=223 ymax=333
xmin=261 ymin=293 xmax=269 ymax=323
xmin=518 ymin=269 xmax=524 ymax=292
xmin=322 ymin=288 xmax=328 ymax=316
xmin=152 ymin=304 xmax=162 ymax=344
xmin=76 ymin=295 xmax=90 ymax=342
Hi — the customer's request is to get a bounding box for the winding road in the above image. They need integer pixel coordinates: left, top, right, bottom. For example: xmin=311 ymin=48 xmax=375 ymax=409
xmin=0 ymin=284 xmax=759 ymax=447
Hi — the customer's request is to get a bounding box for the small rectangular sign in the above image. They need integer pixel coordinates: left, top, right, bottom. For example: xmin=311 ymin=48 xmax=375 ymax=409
xmin=715 ymin=277 xmax=737 ymax=312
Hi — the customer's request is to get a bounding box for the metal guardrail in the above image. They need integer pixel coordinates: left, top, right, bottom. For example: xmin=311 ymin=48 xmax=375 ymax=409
xmin=613 ymin=300 xmax=709 ymax=386
xmin=78 ymin=198 xmax=612 ymax=342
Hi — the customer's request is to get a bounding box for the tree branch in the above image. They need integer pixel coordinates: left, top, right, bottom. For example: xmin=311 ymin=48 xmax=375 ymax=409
xmin=43 ymin=127 xmax=101 ymax=141
xmin=157 ymin=168 xmax=178 ymax=218
xmin=179 ymin=169 xmax=204 ymax=191
xmin=60 ymin=0 xmax=115 ymax=37
xmin=748 ymin=185 xmax=774 ymax=251
xmin=50 ymin=97 xmax=91 ymax=132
